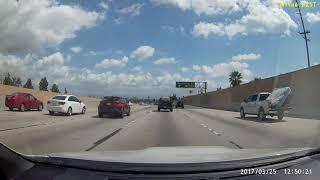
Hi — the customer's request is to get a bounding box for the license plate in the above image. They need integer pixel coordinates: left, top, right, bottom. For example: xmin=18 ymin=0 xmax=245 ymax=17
xmin=106 ymin=102 xmax=111 ymax=105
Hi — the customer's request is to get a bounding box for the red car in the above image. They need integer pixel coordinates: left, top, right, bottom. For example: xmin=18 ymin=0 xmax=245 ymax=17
xmin=5 ymin=92 xmax=43 ymax=112
xmin=98 ymin=96 xmax=130 ymax=118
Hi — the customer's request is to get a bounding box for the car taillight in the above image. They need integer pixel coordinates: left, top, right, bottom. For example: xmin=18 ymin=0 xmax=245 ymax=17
xmin=58 ymin=102 xmax=65 ymax=105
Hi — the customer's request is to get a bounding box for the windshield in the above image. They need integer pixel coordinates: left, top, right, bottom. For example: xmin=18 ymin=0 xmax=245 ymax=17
xmin=0 ymin=0 xmax=319 ymax=164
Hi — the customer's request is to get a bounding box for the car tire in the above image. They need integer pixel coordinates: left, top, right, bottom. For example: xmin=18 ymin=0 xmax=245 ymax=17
xmin=277 ymin=111 xmax=284 ymax=120
xmin=240 ymin=108 xmax=245 ymax=119
xmin=170 ymin=108 xmax=173 ymax=112
xmin=158 ymin=108 xmax=160 ymax=111
xmin=38 ymin=104 xmax=43 ymax=111
xmin=119 ymin=109 xmax=124 ymax=118
xmin=49 ymin=111 xmax=54 ymax=115
xmin=81 ymin=107 xmax=86 ymax=114
xmin=98 ymin=112 xmax=103 ymax=118
xmin=9 ymin=107 xmax=13 ymax=111
xmin=127 ymin=110 xmax=130 ymax=116
xmin=66 ymin=107 xmax=72 ymax=116
xmin=258 ymin=108 xmax=266 ymax=121
xmin=19 ymin=104 xmax=25 ymax=112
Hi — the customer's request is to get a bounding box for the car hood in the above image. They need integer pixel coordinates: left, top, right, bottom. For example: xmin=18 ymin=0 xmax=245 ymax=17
xmin=38 ymin=146 xmax=311 ymax=164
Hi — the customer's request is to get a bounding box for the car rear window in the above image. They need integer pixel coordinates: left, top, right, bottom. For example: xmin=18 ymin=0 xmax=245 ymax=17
xmin=52 ymin=96 xmax=66 ymax=100
xmin=160 ymin=97 xmax=170 ymax=101
xmin=259 ymin=94 xmax=270 ymax=101
xmin=103 ymin=97 xmax=120 ymax=101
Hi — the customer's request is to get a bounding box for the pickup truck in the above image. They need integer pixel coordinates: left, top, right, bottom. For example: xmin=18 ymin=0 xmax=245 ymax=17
xmin=240 ymin=87 xmax=291 ymax=120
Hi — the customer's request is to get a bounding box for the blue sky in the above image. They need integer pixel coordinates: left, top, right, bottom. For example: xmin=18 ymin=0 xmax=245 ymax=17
xmin=0 ymin=0 xmax=320 ymax=98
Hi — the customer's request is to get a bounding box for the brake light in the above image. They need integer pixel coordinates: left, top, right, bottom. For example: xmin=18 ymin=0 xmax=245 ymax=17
xmin=58 ymin=102 xmax=65 ymax=105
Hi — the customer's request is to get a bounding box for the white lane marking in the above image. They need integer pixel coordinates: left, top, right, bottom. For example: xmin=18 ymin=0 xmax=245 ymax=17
xmin=212 ymin=130 xmax=221 ymax=136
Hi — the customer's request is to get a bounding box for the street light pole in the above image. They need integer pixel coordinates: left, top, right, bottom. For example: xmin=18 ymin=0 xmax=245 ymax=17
xmin=295 ymin=0 xmax=311 ymax=68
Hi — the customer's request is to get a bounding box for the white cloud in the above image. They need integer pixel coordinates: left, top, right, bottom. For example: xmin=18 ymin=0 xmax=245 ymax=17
xmin=0 ymin=0 xmax=104 ymax=54
xmin=306 ymin=12 xmax=320 ymax=23
xmin=191 ymin=61 xmax=253 ymax=80
xmin=231 ymin=53 xmax=261 ymax=61
xmin=99 ymin=1 xmax=109 ymax=10
xmin=154 ymin=57 xmax=176 ymax=64
xmin=113 ymin=17 xmax=123 ymax=25
xmin=191 ymin=1 xmax=297 ymax=39
xmin=0 ymin=52 xmax=70 ymax=85
xmin=181 ymin=67 xmax=189 ymax=72
xmin=119 ymin=3 xmax=144 ymax=16
xmin=133 ymin=66 xmax=142 ymax=71
xmin=131 ymin=45 xmax=155 ymax=60
xmin=70 ymin=47 xmax=83 ymax=54
xmin=162 ymin=25 xmax=185 ymax=34
xmin=151 ymin=0 xmax=243 ymax=16
xmin=95 ymin=56 xmax=129 ymax=69
xmin=85 ymin=51 xmax=98 ymax=56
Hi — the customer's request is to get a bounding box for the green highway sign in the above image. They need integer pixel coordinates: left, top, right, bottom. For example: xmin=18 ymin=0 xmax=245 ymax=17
xmin=176 ymin=82 xmax=195 ymax=88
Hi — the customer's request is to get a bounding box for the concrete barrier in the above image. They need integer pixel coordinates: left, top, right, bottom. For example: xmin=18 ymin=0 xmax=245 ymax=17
xmin=184 ymin=64 xmax=320 ymax=119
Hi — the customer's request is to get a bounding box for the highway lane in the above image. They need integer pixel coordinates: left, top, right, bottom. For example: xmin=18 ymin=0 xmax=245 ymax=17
xmin=1 ymin=105 xmax=320 ymax=155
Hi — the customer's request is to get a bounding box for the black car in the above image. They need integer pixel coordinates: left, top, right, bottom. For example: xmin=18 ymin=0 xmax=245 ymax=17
xmin=176 ymin=100 xmax=184 ymax=108
xmin=158 ymin=97 xmax=173 ymax=112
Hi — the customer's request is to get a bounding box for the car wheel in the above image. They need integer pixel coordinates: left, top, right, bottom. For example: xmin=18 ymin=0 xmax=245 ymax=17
xmin=258 ymin=108 xmax=266 ymax=121
xmin=158 ymin=108 xmax=160 ymax=111
xmin=127 ymin=110 xmax=130 ymax=116
xmin=9 ymin=107 xmax=13 ymax=111
xmin=19 ymin=104 xmax=25 ymax=112
xmin=66 ymin=107 xmax=72 ymax=116
xmin=277 ymin=111 xmax=284 ymax=120
xmin=98 ymin=112 xmax=103 ymax=118
xmin=49 ymin=111 xmax=54 ymax=115
xmin=240 ymin=108 xmax=245 ymax=119
xmin=119 ymin=109 xmax=124 ymax=118
xmin=81 ymin=107 xmax=86 ymax=114
xmin=170 ymin=108 xmax=173 ymax=112
xmin=38 ymin=104 xmax=43 ymax=111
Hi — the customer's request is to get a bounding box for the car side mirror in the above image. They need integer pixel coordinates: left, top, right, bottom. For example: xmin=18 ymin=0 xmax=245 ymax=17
xmin=79 ymin=100 xmax=82 ymax=103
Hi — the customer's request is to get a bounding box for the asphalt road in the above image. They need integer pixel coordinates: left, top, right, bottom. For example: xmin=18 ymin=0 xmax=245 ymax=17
xmin=1 ymin=105 xmax=320 ymax=155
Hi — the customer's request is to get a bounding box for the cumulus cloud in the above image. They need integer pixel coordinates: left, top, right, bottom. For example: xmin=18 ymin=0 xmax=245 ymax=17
xmin=306 ymin=12 xmax=320 ymax=23
xmin=151 ymin=0 xmax=243 ymax=16
xmin=180 ymin=67 xmax=189 ymax=72
xmin=131 ymin=46 xmax=155 ymax=60
xmin=154 ymin=57 xmax=176 ymax=64
xmin=95 ymin=56 xmax=129 ymax=69
xmin=99 ymin=1 xmax=109 ymax=10
xmin=0 ymin=0 xmax=104 ymax=54
xmin=231 ymin=53 xmax=261 ymax=61
xmin=133 ymin=66 xmax=142 ymax=71
xmin=191 ymin=61 xmax=253 ymax=81
xmin=70 ymin=47 xmax=83 ymax=54
xmin=0 ymin=52 xmax=70 ymax=85
xmin=191 ymin=1 xmax=297 ymax=38
xmin=119 ymin=3 xmax=144 ymax=16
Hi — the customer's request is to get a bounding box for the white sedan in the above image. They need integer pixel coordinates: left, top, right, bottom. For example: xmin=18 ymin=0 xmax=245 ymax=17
xmin=47 ymin=95 xmax=86 ymax=116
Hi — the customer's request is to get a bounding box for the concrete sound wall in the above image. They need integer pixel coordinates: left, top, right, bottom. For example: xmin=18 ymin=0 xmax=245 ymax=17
xmin=183 ymin=65 xmax=320 ymax=119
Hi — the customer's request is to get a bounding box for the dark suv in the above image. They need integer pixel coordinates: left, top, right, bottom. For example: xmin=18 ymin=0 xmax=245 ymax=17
xmin=158 ymin=97 xmax=173 ymax=112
